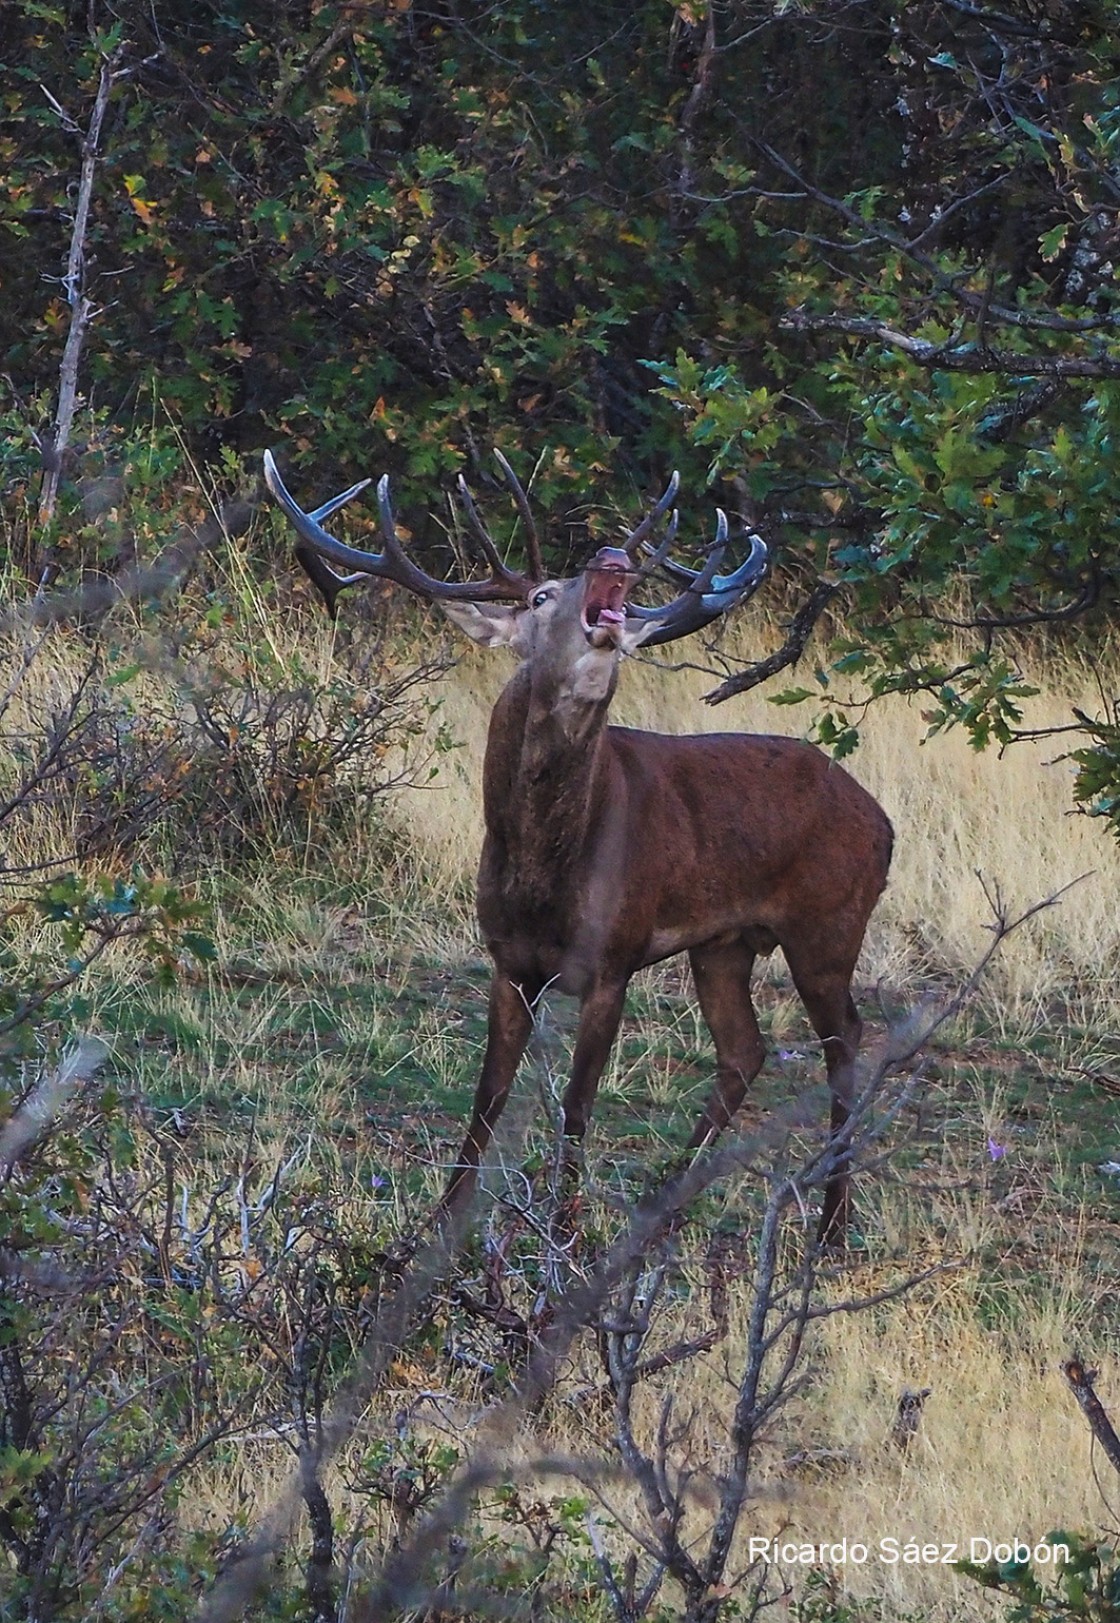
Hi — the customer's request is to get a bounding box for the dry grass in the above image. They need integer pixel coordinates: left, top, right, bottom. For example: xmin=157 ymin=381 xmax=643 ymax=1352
xmin=792 ymin=1285 xmax=1102 ymax=1620
xmin=617 ymin=1223 xmax=1112 ymax=1623
xmin=6 ymin=593 xmax=1117 ymax=1021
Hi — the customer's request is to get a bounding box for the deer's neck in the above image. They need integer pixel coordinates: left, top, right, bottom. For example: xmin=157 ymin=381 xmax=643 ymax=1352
xmin=482 ymin=666 xmax=612 ymax=910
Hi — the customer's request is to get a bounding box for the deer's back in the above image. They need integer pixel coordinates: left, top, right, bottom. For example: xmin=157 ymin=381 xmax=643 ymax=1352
xmin=603 ymin=727 xmax=893 ymax=965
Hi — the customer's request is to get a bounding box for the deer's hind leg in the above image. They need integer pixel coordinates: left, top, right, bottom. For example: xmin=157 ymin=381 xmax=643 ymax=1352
xmin=685 ymin=937 xmax=766 ymax=1151
xmin=781 ymin=938 xmax=864 ymax=1247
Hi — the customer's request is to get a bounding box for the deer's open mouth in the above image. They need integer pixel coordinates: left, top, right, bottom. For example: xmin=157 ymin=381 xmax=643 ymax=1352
xmin=581 ymin=549 xmax=638 ymax=647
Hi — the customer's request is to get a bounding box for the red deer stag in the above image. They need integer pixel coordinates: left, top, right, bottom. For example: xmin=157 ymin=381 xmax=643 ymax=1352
xmin=263 ymin=449 xmax=893 ymax=1243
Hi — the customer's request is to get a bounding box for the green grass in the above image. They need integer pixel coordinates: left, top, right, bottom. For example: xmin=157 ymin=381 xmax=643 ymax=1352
xmin=84 ymin=861 xmax=1120 ymax=1292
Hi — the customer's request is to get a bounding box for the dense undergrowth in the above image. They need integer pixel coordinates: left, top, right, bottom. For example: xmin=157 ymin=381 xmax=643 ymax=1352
xmin=7 ymin=1 xmax=1120 ymax=817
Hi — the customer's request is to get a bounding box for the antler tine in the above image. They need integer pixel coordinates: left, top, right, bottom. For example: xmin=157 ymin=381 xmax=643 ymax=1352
xmin=267 ymin=460 xmax=374 ymax=621
xmin=263 ymin=449 xmax=531 ymax=607
xmin=635 ymin=510 xmax=680 ymax=579
xmin=292 ymin=545 xmax=367 ymax=621
xmin=622 ymin=470 xmax=681 ymax=559
xmin=493 ymin=449 xmax=545 ymax=582
xmin=308 ymin=478 xmax=372 ymax=525
xmin=375 ymin=473 xmax=414 ymax=565
xmin=681 ymin=509 xmax=729 ymax=594
xmin=627 ymin=518 xmax=769 ymax=648
xmin=636 ymin=508 xmax=726 ymax=594
xmin=454 ymin=473 xmax=529 ymax=591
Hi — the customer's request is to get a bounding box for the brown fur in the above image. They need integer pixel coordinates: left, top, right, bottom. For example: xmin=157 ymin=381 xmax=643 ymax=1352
xmin=442 ymin=583 xmax=893 ymax=1244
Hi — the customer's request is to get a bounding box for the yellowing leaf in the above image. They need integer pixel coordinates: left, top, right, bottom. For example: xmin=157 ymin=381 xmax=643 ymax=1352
xmin=390 ymin=1359 xmax=428 ymax=1386
xmin=123 ymin=174 xmax=158 ymax=225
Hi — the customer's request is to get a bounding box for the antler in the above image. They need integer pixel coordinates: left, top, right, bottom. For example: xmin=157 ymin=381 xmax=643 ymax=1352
xmin=626 ymin=511 xmax=769 ymax=647
xmin=263 ymin=449 xmax=540 ymax=618
xmin=453 ymin=448 xmax=547 ymax=588
xmin=621 ymin=470 xmax=682 ymax=559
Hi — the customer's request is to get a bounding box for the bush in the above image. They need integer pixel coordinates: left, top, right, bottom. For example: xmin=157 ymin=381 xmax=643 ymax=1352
xmin=0 ymin=579 xmax=450 ymax=871
xmin=956 ymin=1533 xmax=1120 ymax=1623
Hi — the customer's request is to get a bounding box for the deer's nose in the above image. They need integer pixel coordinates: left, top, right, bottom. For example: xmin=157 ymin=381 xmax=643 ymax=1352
xmin=585 ymin=546 xmax=637 ymax=576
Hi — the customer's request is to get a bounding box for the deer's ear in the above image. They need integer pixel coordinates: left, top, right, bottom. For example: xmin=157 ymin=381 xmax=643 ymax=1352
xmin=441 ymin=601 xmax=525 ymax=648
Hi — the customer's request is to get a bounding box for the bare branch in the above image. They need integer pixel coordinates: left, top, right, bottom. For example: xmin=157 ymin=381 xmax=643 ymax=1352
xmin=0 ymin=1037 xmax=109 ymax=1174
xmin=38 ymin=44 xmax=129 ymax=528
xmin=1062 ymin=1358 xmax=1120 ymax=1481
xmin=0 ymin=499 xmax=255 ymax=632
xmin=704 ymin=579 xmax=838 ymax=705
xmin=780 ymin=309 xmax=1120 ymax=379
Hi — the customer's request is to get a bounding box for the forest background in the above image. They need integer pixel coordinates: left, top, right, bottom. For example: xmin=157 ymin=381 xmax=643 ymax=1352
xmin=5 ymin=0 xmax=1120 ymax=781
xmin=4 ymin=2 xmax=1120 ymax=1621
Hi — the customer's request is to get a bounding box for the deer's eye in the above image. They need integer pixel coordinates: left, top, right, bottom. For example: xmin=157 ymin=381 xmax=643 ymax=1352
xmin=530 ymin=588 xmax=552 ymax=609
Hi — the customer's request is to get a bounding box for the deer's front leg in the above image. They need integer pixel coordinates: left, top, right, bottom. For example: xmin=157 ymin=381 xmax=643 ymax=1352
xmin=440 ymin=971 xmax=542 ymax=1219
xmin=560 ymin=980 xmax=628 ymax=1163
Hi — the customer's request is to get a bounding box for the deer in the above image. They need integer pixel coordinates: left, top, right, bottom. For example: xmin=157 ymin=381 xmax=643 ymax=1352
xmin=263 ymin=448 xmax=893 ymax=1244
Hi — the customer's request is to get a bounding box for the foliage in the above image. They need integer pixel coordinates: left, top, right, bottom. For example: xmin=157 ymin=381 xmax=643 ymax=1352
xmin=792 ymin=1569 xmax=900 ymax=1623
xmin=641 ymin=3 xmax=1120 ymax=817
xmin=2 ymin=0 xmax=764 ymax=535
xmin=956 ymin=1532 xmax=1120 ymax=1623
xmin=1071 ymin=707 xmax=1120 ymax=842
xmin=0 ymin=863 xmax=213 ymax=1066
xmin=1 ymin=571 xmax=447 ymax=888
xmin=0 ymin=2 xmax=942 ymax=542
xmin=68 ymin=616 xmax=448 ymax=864
xmin=4 ymin=1 xmax=1120 ymax=820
